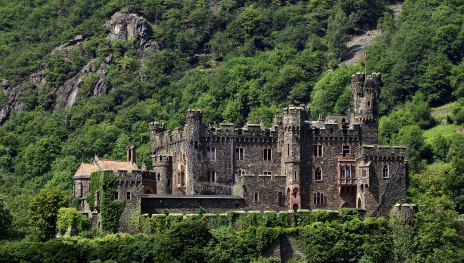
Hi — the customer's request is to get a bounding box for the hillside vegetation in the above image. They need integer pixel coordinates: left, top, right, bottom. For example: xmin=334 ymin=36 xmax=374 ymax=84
xmin=0 ymin=0 xmax=463 ymax=259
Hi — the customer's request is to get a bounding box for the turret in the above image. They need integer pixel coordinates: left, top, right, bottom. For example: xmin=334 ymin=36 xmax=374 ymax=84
xmin=351 ymin=72 xmax=380 ymax=144
xmin=185 ymin=109 xmax=204 ymax=195
xmin=281 ymin=105 xmax=309 ymax=210
xmin=153 ymin=155 xmax=172 ymax=194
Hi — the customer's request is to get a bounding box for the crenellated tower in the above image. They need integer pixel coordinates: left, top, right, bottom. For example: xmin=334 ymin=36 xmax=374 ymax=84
xmin=185 ymin=109 xmax=204 ymax=195
xmin=281 ymin=105 xmax=309 ymax=210
xmin=351 ymin=72 xmax=380 ymax=145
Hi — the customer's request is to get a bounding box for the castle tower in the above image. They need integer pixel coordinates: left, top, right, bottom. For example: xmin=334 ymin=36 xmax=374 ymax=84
xmin=184 ymin=109 xmax=203 ymax=195
xmin=153 ymin=155 xmax=172 ymax=194
xmin=281 ymin=105 xmax=308 ymax=210
xmin=351 ymin=72 xmax=380 ymax=145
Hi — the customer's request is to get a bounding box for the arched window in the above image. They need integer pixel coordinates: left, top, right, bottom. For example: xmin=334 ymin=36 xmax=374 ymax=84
xmin=358 ymin=198 xmax=362 ymax=208
xmin=233 ymin=169 xmax=245 ymax=183
xmin=292 ymin=187 xmax=299 ymax=198
xmin=315 ymin=167 xmax=322 ymax=181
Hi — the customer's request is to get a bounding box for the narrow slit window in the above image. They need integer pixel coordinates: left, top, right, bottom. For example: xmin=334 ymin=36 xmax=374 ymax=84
xmin=315 ymin=167 xmax=322 ymax=181
xmin=208 ymin=170 xmax=216 ymax=183
xmin=383 ymin=165 xmax=389 ymax=178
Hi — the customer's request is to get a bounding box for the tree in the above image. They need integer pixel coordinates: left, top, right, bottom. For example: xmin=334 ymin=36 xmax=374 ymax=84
xmin=326 ymin=6 xmax=349 ymax=64
xmin=0 ymin=199 xmax=13 ymax=239
xmin=28 ymin=189 xmax=68 ymax=241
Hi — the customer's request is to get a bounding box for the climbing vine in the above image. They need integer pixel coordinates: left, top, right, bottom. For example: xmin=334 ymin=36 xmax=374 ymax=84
xmin=86 ymin=171 xmax=125 ymax=233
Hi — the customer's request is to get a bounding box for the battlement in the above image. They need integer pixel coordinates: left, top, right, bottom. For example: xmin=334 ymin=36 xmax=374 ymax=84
xmin=356 ymin=145 xmax=407 ymax=161
xmin=186 ymin=109 xmax=203 ymax=122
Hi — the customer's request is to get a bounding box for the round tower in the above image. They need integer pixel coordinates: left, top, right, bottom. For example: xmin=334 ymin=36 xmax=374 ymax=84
xmin=351 ymin=72 xmax=380 ymax=144
xmin=153 ymin=155 xmax=172 ymax=194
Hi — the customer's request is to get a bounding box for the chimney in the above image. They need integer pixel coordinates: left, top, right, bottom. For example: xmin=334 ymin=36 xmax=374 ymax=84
xmin=127 ymin=144 xmax=136 ymax=165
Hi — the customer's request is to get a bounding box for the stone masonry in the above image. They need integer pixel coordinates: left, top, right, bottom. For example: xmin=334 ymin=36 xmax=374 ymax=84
xmin=73 ymin=72 xmax=409 ymax=231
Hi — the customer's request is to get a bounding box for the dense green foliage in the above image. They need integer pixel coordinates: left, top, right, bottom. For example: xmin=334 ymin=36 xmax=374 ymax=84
xmin=0 ymin=0 xmax=463 ymax=260
xmin=87 ymin=171 xmax=126 ymax=233
xmin=0 ymin=209 xmax=462 ymax=262
xmin=27 ymin=189 xmax=68 ymax=241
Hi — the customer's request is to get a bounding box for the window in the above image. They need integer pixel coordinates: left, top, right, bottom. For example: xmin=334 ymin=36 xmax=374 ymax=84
xmin=313 ymin=144 xmax=323 ymax=157
xmin=315 ymin=167 xmax=322 ymax=181
xmin=114 ymin=191 xmax=119 ymax=200
xmin=346 ymin=167 xmax=351 ymax=178
xmin=383 ymin=165 xmax=389 ymax=178
xmin=208 ymin=170 xmax=216 ymax=183
xmin=362 ymin=169 xmax=367 ymax=177
xmin=342 ymin=145 xmax=350 ymax=157
xmin=254 ymin=192 xmax=259 ymax=202
xmin=313 ymin=193 xmax=324 ymax=205
xmin=293 ymin=171 xmax=297 ymax=180
xmin=235 ymin=147 xmax=244 ymax=160
xmin=287 ymin=144 xmax=291 ymax=156
xmin=263 ymin=148 xmax=272 ymax=161
xmin=234 ymin=169 xmax=245 ymax=183
xmin=207 ymin=146 xmax=216 ymax=160
xmin=278 ymin=192 xmax=284 ymax=206
xmin=314 ymin=128 xmax=320 ymax=135
xmin=263 ymin=171 xmax=272 ymax=176
xmin=126 ymin=191 xmax=131 ymax=200
xmin=340 ymin=166 xmax=345 ymax=178
xmin=157 ymin=173 xmax=160 ymax=181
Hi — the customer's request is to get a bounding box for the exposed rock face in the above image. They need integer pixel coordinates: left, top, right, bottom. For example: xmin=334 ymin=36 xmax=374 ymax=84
xmin=106 ymin=11 xmax=153 ymax=54
xmin=0 ymin=11 xmax=151 ymax=123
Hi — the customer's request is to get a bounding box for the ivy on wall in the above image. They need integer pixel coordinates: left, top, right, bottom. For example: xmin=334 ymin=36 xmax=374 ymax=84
xmin=86 ymin=171 xmax=125 ymax=233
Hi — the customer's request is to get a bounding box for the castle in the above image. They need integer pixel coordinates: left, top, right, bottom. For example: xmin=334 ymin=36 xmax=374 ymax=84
xmin=73 ymin=72 xmax=408 ymax=230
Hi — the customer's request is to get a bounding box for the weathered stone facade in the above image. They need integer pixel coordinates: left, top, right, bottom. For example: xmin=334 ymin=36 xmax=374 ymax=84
xmin=73 ymin=72 xmax=408 ymax=231
xmin=147 ymin=72 xmax=408 ymax=216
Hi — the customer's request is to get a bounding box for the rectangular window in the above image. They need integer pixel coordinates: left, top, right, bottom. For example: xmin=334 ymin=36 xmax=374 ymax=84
xmin=313 ymin=193 xmax=324 ymax=205
xmin=208 ymin=170 xmax=216 ymax=183
xmin=254 ymin=192 xmax=259 ymax=203
xmin=340 ymin=167 xmax=345 ymax=178
xmin=114 ymin=191 xmax=119 ymax=200
xmin=293 ymin=171 xmax=297 ymax=180
xmin=313 ymin=144 xmax=323 ymax=157
xmin=362 ymin=169 xmax=367 ymax=177
xmin=342 ymin=145 xmax=351 ymax=157
xmin=263 ymin=171 xmax=272 ymax=176
xmin=287 ymin=144 xmax=291 ymax=156
xmin=315 ymin=167 xmax=322 ymax=181
xmin=263 ymin=148 xmax=272 ymax=161
xmin=235 ymin=147 xmax=244 ymax=160
xmin=126 ymin=191 xmax=131 ymax=200
xmin=207 ymin=146 xmax=216 ymax=160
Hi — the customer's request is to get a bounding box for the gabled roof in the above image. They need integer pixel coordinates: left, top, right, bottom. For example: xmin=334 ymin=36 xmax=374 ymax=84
xmin=74 ymin=163 xmax=98 ymax=177
xmin=74 ymin=156 xmax=138 ymax=178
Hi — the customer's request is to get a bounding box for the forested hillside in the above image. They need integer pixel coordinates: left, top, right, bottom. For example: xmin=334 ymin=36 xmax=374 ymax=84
xmin=0 ymin=0 xmax=463 ymax=258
